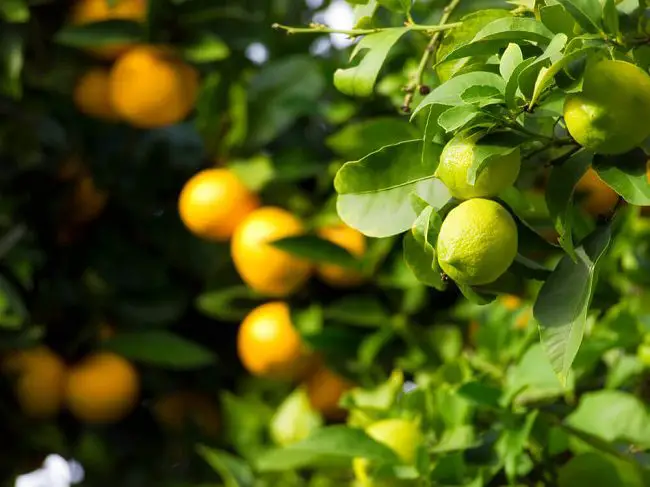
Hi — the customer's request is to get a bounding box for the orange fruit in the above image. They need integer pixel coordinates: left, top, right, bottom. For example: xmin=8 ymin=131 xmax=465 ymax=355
xmin=305 ymin=365 xmax=353 ymax=420
xmin=70 ymin=0 xmax=147 ymax=59
xmin=178 ymin=168 xmax=259 ymax=241
xmin=231 ymin=207 xmax=312 ymax=297
xmin=575 ymin=168 xmax=619 ymax=217
xmin=110 ymin=45 xmax=199 ymax=128
xmin=65 ymin=352 xmax=139 ymax=424
xmin=73 ymin=68 xmax=119 ymax=121
xmin=153 ymin=391 xmax=219 ymax=438
xmin=316 ymin=224 xmax=366 ymax=288
xmin=500 ymin=294 xmax=522 ymax=311
xmin=237 ymin=302 xmax=315 ymax=381
xmin=3 ymin=346 xmax=67 ymax=419
xmin=69 ymin=174 xmax=109 ymax=223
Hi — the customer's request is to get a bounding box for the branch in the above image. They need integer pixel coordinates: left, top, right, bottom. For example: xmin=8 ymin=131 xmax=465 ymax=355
xmin=272 ymin=22 xmax=461 ymax=37
xmin=402 ymin=0 xmax=463 ymax=112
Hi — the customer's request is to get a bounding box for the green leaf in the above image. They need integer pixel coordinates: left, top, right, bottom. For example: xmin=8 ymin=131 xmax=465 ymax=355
xmin=0 ymin=0 xmax=29 ymax=23
xmin=0 ymin=28 xmax=23 ymax=99
xmin=495 ymin=411 xmax=539 ymax=483
xmin=403 ymin=207 xmax=446 ymax=290
xmin=437 ymin=105 xmax=483 ymax=133
xmin=334 ymin=28 xmax=408 ymax=97
xmin=504 ymin=57 xmax=536 ymax=109
xmin=517 ymin=33 xmax=568 ymax=99
xmin=558 ymin=452 xmax=646 ymax=487
xmin=555 ymin=0 xmax=603 ymax=33
xmin=256 ymin=426 xmax=401 ymax=472
xmin=182 ymin=32 xmax=230 ymax=63
xmin=602 ymin=0 xmax=620 ymax=35
xmin=457 ymin=381 xmax=502 ymax=409
xmin=566 ymin=390 xmax=650 ymax=448
xmin=593 ymin=149 xmax=650 ymax=205
xmin=353 ymin=0 xmax=378 ymax=29
xmin=325 ymin=295 xmax=389 ymax=327
xmin=539 ymin=4 xmax=579 ymax=37
xmin=54 ymin=20 xmax=144 ymax=47
xmin=437 ymin=17 xmax=554 ymax=63
xmin=102 ymin=330 xmax=216 ymax=370
xmin=195 ymin=286 xmax=263 ymax=322
xmin=335 ymin=140 xmax=450 ymax=237
xmin=460 ymin=85 xmax=504 ymax=106
xmin=466 ymin=131 xmax=525 ymax=185
xmin=0 ymin=274 xmax=27 ymax=329
xmin=326 ymin=118 xmax=420 ymax=160
xmin=533 ymin=225 xmax=612 ymax=382
xmin=499 ymin=43 xmax=524 ymax=81
xmin=270 ymin=235 xmax=360 ymax=269
xmin=546 ymin=148 xmax=592 ymax=260
xmin=377 ymin=0 xmax=411 ymax=13
xmin=196 ymin=446 xmax=255 ymax=487
xmin=270 ymin=388 xmax=323 ymax=447
xmin=412 ymin=71 xmax=505 ymax=117
xmin=220 ymin=391 xmax=274 ymax=462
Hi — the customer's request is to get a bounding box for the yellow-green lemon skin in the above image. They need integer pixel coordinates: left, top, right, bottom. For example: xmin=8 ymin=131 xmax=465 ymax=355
xmin=437 ymin=199 xmax=518 ymax=286
xmin=436 ymin=133 xmax=521 ymax=200
xmin=564 ymin=60 xmax=650 ymax=155
xmin=352 ymin=418 xmax=423 ymax=486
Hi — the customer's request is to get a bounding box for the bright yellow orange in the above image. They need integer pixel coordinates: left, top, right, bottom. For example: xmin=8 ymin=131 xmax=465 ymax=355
xmin=65 ymin=352 xmax=139 ymax=424
xmin=231 ymin=207 xmax=312 ymax=297
xmin=178 ymin=168 xmax=259 ymax=241
xmin=575 ymin=168 xmax=619 ymax=217
xmin=70 ymin=0 xmax=147 ymax=59
xmin=73 ymin=68 xmax=119 ymax=121
xmin=153 ymin=391 xmax=220 ymax=438
xmin=69 ymin=174 xmax=109 ymax=223
xmin=110 ymin=45 xmax=198 ymax=128
xmin=305 ymin=365 xmax=353 ymax=420
xmin=3 ymin=346 xmax=67 ymax=419
xmin=316 ymin=224 xmax=366 ymax=288
xmin=237 ymin=302 xmax=315 ymax=381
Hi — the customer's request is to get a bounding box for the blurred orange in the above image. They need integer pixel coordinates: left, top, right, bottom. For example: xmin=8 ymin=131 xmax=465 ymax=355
xmin=305 ymin=365 xmax=353 ymax=420
xmin=316 ymin=224 xmax=366 ymax=288
xmin=73 ymin=68 xmax=119 ymax=121
xmin=575 ymin=168 xmax=619 ymax=217
xmin=153 ymin=391 xmax=220 ymax=438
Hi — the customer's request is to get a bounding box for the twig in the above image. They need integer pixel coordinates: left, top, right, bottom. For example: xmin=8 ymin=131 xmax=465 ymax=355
xmin=272 ymin=21 xmax=461 ymax=37
xmin=402 ymin=0 xmax=463 ymax=112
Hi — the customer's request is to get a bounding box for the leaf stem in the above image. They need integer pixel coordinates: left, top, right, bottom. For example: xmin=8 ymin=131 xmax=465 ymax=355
xmin=402 ymin=0 xmax=463 ymax=111
xmin=272 ymin=22 xmax=462 ymax=37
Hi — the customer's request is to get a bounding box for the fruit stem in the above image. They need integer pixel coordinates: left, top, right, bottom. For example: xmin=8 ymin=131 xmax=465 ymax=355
xmin=402 ymin=0 xmax=463 ymax=111
xmin=271 ymin=22 xmax=462 ymax=37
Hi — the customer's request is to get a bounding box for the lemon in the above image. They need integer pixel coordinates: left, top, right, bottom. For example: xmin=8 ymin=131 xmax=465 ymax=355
xmin=437 ymin=199 xmax=518 ymax=286
xmin=564 ymin=60 xmax=650 ymax=155
xmin=436 ymin=132 xmax=521 ymax=200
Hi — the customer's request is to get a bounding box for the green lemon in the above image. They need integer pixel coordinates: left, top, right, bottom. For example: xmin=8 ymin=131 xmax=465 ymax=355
xmin=352 ymin=418 xmax=422 ymax=486
xmin=435 ymin=132 xmax=521 ymax=200
xmin=564 ymin=59 xmax=650 ymax=155
xmin=437 ymin=199 xmax=518 ymax=286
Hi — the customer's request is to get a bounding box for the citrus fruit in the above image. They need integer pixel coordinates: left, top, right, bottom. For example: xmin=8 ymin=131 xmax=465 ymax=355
xmin=352 ymin=418 xmax=423 ymax=485
xmin=316 ymin=224 xmax=366 ymax=288
xmin=73 ymin=68 xmax=119 ymax=121
xmin=237 ymin=301 xmax=315 ymax=381
xmin=65 ymin=352 xmax=139 ymax=424
xmin=305 ymin=365 xmax=353 ymax=420
xmin=110 ymin=45 xmax=199 ymax=128
xmin=575 ymin=167 xmax=619 ymax=217
xmin=69 ymin=174 xmax=109 ymax=223
xmin=436 ymin=132 xmax=521 ymax=200
xmin=178 ymin=168 xmax=260 ymax=241
xmin=564 ymin=59 xmax=650 ymax=155
xmin=3 ymin=346 xmax=67 ymax=419
xmin=153 ymin=391 xmax=220 ymax=438
xmin=500 ymin=294 xmax=522 ymax=311
xmin=231 ymin=207 xmax=312 ymax=297
xmin=70 ymin=0 xmax=147 ymax=60
xmin=437 ymin=198 xmax=518 ymax=286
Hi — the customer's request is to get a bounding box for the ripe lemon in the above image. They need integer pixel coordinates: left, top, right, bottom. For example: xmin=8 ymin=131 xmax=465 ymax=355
xmin=153 ymin=391 xmax=219 ymax=438
xmin=73 ymin=68 xmax=119 ymax=121
xmin=70 ymin=0 xmax=147 ymax=60
xmin=564 ymin=60 xmax=650 ymax=155
xmin=316 ymin=224 xmax=366 ymax=288
xmin=178 ymin=168 xmax=260 ymax=241
xmin=237 ymin=302 xmax=315 ymax=381
xmin=353 ymin=418 xmax=423 ymax=485
xmin=110 ymin=45 xmax=199 ymax=128
xmin=575 ymin=167 xmax=618 ymax=217
xmin=231 ymin=207 xmax=312 ymax=297
xmin=65 ymin=352 xmax=139 ymax=424
xmin=436 ymin=132 xmax=521 ymax=200
xmin=305 ymin=365 xmax=353 ymax=420
xmin=3 ymin=346 xmax=67 ymax=419
xmin=437 ymin=198 xmax=518 ymax=286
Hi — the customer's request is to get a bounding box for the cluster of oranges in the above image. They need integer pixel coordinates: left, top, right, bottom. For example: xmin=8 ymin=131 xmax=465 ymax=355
xmin=178 ymin=167 xmax=367 ymax=419
xmin=71 ymin=0 xmax=198 ymax=129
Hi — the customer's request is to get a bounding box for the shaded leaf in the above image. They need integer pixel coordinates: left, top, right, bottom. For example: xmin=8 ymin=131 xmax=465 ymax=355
xmin=195 ymin=286 xmax=263 ymax=322
xmin=197 ymin=446 xmax=255 ymax=487
xmin=437 ymin=105 xmax=482 ymax=133
xmin=555 ymin=0 xmax=603 ymax=33
xmin=182 ymin=32 xmax=230 ymax=63
xmin=54 ymin=20 xmax=144 ymax=47
xmin=270 ymin=235 xmax=360 ymax=269
xmin=593 ymin=149 xmax=650 ymax=205
xmin=499 ymin=43 xmax=524 ymax=81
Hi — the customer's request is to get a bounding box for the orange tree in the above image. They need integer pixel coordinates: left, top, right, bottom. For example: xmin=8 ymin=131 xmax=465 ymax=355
xmin=3 ymin=0 xmax=650 ymax=486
